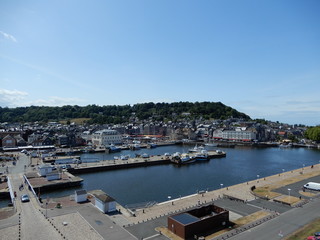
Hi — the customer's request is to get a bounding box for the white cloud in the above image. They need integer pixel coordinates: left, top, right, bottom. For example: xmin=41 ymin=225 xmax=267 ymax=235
xmin=28 ymin=96 xmax=86 ymax=106
xmin=0 ymin=31 xmax=17 ymax=42
xmin=230 ymin=97 xmax=320 ymax=125
xmin=0 ymin=89 xmax=28 ymax=107
xmin=0 ymin=89 xmax=86 ymax=107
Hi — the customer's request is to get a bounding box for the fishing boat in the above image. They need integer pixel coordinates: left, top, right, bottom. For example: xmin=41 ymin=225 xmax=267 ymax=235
xmin=194 ymin=150 xmax=209 ymax=161
xmin=178 ymin=153 xmax=197 ymax=164
xmin=188 ymin=145 xmax=205 ymax=153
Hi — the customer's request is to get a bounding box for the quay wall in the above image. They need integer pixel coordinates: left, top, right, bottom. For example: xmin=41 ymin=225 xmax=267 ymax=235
xmin=68 ymin=159 xmax=171 ymax=174
xmin=33 ymin=180 xmax=83 ymax=192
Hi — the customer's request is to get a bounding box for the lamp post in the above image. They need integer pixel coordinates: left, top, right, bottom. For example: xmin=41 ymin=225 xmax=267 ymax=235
xmin=288 ymin=188 xmax=291 ymax=204
xmin=220 ymin=184 xmax=223 ymax=190
xmin=257 ymin=174 xmax=260 ymax=183
xmin=46 ymin=202 xmax=48 ymax=219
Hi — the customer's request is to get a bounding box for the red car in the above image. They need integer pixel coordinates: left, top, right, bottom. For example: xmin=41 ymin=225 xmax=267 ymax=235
xmin=307 ymin=237 xmax=320 ymax=240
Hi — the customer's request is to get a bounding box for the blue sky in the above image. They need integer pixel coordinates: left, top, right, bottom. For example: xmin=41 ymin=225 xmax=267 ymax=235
xmin=0 ymin=0 xmax=319 ymax=126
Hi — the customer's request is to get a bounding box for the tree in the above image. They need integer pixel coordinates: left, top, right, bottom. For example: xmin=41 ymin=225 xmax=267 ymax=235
xmin=305 ymin=126 xmax=320 ymax=142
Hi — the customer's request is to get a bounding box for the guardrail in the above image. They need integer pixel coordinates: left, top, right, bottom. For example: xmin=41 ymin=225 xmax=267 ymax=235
xmin=7 ymin=176 xmax=16 ymax=208
xmin=23 ymin=174 xmax=42 ymax=206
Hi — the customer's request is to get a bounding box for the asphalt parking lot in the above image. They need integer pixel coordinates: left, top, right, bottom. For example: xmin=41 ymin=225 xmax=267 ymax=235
xmin=273 ymin=175 xmax=320 ymax=198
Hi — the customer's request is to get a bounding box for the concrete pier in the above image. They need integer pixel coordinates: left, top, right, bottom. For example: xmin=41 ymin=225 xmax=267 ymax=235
xmin=68 ymin=151 xmax=226 ymax=174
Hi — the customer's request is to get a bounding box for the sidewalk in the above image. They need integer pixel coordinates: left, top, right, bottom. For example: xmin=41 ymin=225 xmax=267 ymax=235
xmin=123 ymin=164 xmax=320 ymax=224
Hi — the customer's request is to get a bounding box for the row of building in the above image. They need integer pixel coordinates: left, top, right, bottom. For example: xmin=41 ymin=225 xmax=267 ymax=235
xmin=0 ymin=118 xmax=308 ymax=149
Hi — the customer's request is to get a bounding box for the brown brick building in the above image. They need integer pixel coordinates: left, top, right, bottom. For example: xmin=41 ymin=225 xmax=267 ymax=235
xmin=168 ymin=204 xmax=229 ymax=239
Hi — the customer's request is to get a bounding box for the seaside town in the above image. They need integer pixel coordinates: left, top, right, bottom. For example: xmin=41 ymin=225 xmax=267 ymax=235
xmin=1 ymin=114 xmax=320 ymax=240
xmin=0 ymin=117 xmax=316 ymax=151
xmin=1 ymin=0 xmax=319 ymax=239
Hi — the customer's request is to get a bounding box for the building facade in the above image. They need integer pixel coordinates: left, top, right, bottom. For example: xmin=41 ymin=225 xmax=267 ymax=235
xmin=168 ymin=204 xmax=229 ymax=239
xmin=222 ymin=130 xmax=256 ymax=141
xmin=91 ymin=129 xmax=123 ymax=146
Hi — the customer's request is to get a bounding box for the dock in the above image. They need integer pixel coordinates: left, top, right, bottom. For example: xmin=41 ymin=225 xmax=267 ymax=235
xmin=68 ymin=156 xmax=171 ymax=174
xmin=25 ymin=171 xmax=83 ymax=192
xmin=68 ymin=150 xmax=226 ymax=174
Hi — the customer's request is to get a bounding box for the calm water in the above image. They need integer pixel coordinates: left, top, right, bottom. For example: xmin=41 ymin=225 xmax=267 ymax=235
xmin=39 ymin=145 xmax=320 ymax=206
xmin=0 ymin=199 xmax=11 ymax=208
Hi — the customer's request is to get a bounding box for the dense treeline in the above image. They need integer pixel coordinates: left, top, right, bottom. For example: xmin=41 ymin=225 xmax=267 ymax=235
xmin=305 ymin=126 xmax=320 ymax=141
xmin=0 ymin=102 xmax=250 ymax=124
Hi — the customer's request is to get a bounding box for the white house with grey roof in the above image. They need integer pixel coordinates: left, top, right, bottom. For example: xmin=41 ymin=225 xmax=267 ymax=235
xmin=75 ymin=190 xmax=87 ymax=203
xmin=94 ymin=193 xmax=116 ymax=213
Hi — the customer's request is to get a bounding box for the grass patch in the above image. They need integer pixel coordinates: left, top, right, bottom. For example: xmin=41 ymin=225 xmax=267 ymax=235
xmin=277 ymin=195 xmax=300 ymax=205
xmin=253 ymin=186 xmax=281 ymax=199
xmin=284 ymin=218 xmax=320 ymax=240
xmin=299 ymin=191 xmax=316 ymax=197
xmin=156 ymin=226 xmax=183 ymax=240
xmin=60 ymin=118 xmax=91 ymax=124
xmin=254 ymin=170 xmax=320 ymax=200
xmin=234 ymin=211 xmax=270 ymax=226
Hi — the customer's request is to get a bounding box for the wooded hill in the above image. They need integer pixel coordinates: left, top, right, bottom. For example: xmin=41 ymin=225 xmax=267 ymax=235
xmin=0 ymin=102 xmax=250 ymax=124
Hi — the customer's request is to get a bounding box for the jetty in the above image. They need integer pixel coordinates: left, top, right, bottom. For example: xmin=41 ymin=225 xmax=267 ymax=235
xmin=68 ymin=150 xmax=226 ymax=174
xmin=24 ymin=171 xmax=83 ymax=192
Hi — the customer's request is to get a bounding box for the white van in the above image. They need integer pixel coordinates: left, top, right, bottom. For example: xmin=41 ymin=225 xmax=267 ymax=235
xmin=303 ymin=182 xmax=320 ymax=191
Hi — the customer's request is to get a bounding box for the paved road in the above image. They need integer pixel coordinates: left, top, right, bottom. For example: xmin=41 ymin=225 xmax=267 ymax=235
xmin=229 ymin=198 xmax=320 ymax=240
xmin=2 ymin=153 xmax=64 ymax=240
xmin=9 ymin=173 xmax=64 ymax=240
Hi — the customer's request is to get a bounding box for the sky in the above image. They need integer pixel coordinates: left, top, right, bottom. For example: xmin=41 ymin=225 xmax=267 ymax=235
xmin=0 ymin=0 xmax=319 ymax=126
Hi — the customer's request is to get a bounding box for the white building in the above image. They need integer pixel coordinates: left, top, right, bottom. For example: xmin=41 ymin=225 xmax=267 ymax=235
xmin=91 ymin=129 xmax=123 ymax=147
xmin=94 ymin=193 xmax=116 ymax=213
xmin=222 ymin=130 xmax=256 ymax=141
xmin=38 ymin=164 xmax=54 ymax=177
xmin=75 ymin=190 xmax=87 ymax=203
xmin=46 ymin=171 xmax=61 ymax=181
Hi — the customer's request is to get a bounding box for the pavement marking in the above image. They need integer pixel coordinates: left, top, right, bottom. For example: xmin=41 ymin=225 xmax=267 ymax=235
xmin=143 ymin=233 xmax=161 ymax=240
xmin=246 ymin=203 xmax=265 ymax=210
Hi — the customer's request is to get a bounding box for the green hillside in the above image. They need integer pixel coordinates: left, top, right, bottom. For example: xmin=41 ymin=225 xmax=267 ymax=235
xmin=0 ymin=101 xmax=250 ymax=124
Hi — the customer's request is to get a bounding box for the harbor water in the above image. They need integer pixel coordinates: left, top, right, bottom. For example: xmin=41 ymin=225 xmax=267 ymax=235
xmin=37 ymin=145 xmax=320 ymax=206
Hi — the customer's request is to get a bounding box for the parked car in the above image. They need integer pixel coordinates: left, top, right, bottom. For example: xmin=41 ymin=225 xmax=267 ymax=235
xmin=315 ymin=232 xmax=320 ymax=237
xmin=307 ymin=236 xmax=320 ymax=240
xmin=21 ymin=194 xmax=30 ymax=202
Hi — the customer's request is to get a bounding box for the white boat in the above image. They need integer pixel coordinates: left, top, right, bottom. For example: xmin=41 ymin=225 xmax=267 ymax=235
xmin=195 ymin=150 xmax=209 ymax=161
xmin=279 ymin=143 xmax=292 ymax=148
xmin=205 ymin=143 xmax=217 ymax=147
xmin=141 ymin=153 xmax=149 ymax=158
xmin=147 ymin=143 xmax=157 ymax=148
xmin=109 ymin=144 xmax=121 ymax=152
xmin=120 ymin=155 xmax=130 ymax=160
xmin=188 ymin=145 xmax=205 ymax=153
xmin=180 ymin=153 xmax=196 ymax=164
xmin=130 ymin=144 xmax=141 ymax=150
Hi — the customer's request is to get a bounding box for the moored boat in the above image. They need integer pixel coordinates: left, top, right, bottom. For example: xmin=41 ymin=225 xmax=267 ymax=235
xmin=188 ymin=145 xmax=205 ymax=153
xmin=194 ymin=150 xmax=209 ymax=161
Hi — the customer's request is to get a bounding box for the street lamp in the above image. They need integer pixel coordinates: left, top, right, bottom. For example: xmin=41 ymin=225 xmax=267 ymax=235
xmin=220 ymin=183 xmax=223 ymax=189
xmin=288 ymin=188 xmax=291 ymax=204
xmin=257 ymin=175 xmax=260 ymax=183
